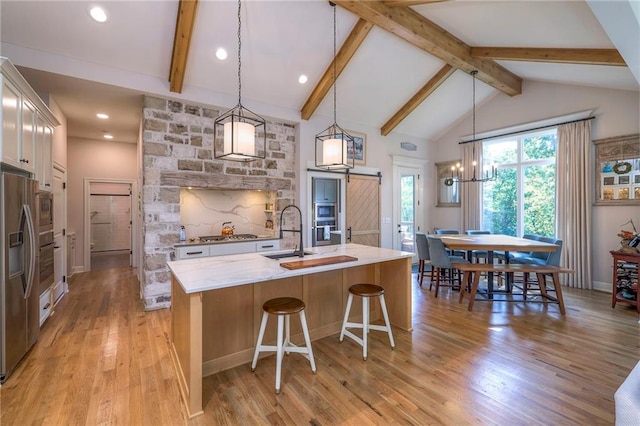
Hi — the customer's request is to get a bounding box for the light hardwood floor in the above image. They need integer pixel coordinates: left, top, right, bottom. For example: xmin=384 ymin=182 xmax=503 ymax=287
xmin=1 ymin=266 xmax=638 ymax=425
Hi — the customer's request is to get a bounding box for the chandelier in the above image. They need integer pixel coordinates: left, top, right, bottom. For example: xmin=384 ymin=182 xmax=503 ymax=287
xmin=446 ymin=70 xmax=497 ymax=185
xmin=314 ymin=2 xmax=354 ymax=170
xmin=213 ymin=0 xmax=266 ymax=162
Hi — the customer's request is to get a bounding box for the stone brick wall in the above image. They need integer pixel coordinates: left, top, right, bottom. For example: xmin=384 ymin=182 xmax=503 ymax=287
xmin=142 ymin=96 xmax=298 ymax=310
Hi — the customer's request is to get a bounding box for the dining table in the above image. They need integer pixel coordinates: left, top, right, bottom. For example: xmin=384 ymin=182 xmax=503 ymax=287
xmin=434 ymin=234 xmax=560 ymax=297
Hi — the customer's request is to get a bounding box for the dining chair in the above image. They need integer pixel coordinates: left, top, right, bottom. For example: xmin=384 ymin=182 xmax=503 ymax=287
xmin=465 ymin=230 xmax=490 ymax=263
xmin=435 ymin=229 xmax=460 ymax=235
xmin=434 ymin=228 xmax=466 ymax=257
xmin=427 ymin=236 xmax=470 ymax=297
xmin=511 ymin=237 xmax=563 ymax=299
xmin=415 ymin=232 xmax=434 ymax=288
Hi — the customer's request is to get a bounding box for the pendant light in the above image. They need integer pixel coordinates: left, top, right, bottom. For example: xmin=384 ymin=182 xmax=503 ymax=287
xmin=214 ymin=0 xmax=266 ymax=162
xmin=447 ymin=70 xmax=497 ymax=185
xmin=315 ymin=2 xmax=354 ymax=170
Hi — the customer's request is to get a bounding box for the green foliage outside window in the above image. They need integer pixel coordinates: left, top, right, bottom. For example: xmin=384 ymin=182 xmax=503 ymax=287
xmin=482 ymin=132 xmax=557 ymax=236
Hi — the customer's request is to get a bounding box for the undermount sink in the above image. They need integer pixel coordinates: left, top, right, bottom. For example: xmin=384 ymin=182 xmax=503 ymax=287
xmin=262 ymin=251 xmax=314 ymax=260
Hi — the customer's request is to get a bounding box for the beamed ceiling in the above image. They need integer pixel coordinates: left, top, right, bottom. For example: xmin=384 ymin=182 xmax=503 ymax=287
xmin=1 ymin=0 xmax=637 ymax=144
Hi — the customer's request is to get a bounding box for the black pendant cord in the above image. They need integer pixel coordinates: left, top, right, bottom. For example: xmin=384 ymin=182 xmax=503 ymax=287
xmin=237 ymin=0 xmax=242 ymax=109
xmin=471 ymin=70 xmax=477 ymax=175
xmin=332 ymin=2 xmax=337 ymax=128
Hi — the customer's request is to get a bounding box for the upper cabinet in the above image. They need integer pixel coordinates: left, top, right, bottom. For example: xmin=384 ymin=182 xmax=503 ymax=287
xmin=0 ymin=57 xmax=59 ymax=190
xmin=594 ymin=133 xmax=640 ymax=206
xmin=314 ymin=178 xmax=338 ymax=203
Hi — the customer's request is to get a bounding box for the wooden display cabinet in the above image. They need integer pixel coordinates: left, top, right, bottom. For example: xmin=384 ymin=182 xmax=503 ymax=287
xmin=610 ymin=250 xmax=639 ymax=313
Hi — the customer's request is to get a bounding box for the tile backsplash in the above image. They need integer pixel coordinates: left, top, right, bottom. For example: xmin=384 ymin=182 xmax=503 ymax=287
xmin=180 ymin=188 xmax=277 ymax=240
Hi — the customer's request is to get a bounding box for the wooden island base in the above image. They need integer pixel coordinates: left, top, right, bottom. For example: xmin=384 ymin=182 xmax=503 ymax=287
xmin=169 ymin=258 xmax=412 ymax=418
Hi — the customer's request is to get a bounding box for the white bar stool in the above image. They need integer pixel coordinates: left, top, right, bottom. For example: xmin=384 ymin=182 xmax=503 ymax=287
xmin=339 ymin=283 xmax=395 ymax=360
xmin=251 ymin=297 xmax=317 ymax=394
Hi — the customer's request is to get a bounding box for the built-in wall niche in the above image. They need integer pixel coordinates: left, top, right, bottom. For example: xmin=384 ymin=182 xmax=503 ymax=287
xmin=594 ymin=134 xmax=640 ymax=206
xmin=179 ymin=189 xmax=277 ymax=240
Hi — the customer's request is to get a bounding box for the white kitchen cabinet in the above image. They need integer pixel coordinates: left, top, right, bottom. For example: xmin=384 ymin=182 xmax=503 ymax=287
xmin=176 ymin=245 xmax=210 ymax=260
xmin=20 ymin=98 xmax=37 ymax=174
xmin=176 ymin=239 xmax=281 ymax=260
xmin=37 ymin=115 xmax=54 ymax=190
xmin=256 ymin=240 xmax=280 ymax=252
xmin=0 ymin=57 xmax=59 ymax=180
xmin=39 ymin=287 xmax=52 ymax=326
xmin=1 ymin=78 xmax=22 ymax=168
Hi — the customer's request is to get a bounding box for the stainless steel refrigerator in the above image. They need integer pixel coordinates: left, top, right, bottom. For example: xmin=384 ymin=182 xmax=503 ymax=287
xmin=1 ymin=170 xmax=39 ymax=383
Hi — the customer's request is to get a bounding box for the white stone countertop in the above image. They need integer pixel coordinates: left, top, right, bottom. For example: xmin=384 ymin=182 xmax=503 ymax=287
xmin=167 ymin=243 xmax=413 ymax=294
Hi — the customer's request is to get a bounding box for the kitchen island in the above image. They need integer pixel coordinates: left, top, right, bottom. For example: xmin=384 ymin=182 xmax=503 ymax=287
xmin=167 ymin=243 xmax=413 ymax=418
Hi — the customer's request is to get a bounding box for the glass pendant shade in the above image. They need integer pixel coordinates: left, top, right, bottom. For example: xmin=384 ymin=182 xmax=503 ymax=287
xmin=315 ymin=124 xmax=354 ymax=169
xmin=214 ymin=106 xmax=266 ymax=162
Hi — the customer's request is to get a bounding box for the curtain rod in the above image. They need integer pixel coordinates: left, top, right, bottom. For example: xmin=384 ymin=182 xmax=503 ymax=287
xmin=459 ymin=116 xmax=595 ymax=145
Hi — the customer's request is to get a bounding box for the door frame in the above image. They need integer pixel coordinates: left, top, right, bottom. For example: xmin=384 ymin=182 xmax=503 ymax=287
xmin=53 ymin=163 xmax=67 ymax=304
xmin=392 ymin=156 xmax=426 ymax=261
xmin=83 ymin=178 xmax=137 ymax=271
xmin=307 ymin=171 xmax=346 ymax=246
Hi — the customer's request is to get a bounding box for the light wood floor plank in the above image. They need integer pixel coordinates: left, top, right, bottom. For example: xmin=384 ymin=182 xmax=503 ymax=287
xmin=1 ymin=266 xmax=638 ymax=425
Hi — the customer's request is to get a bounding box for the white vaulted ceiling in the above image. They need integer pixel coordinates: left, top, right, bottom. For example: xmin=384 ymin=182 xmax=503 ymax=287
xmin=1 ymin=0 xmax=638 ymax=144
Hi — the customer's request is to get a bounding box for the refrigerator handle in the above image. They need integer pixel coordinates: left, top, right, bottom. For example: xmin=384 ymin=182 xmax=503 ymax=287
xmin=22 ymin=204 xmax=37 ymax=299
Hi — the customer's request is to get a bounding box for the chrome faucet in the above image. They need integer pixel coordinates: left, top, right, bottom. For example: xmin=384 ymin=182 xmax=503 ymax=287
xmin=279 ymin=204 xmax=304 ymax=257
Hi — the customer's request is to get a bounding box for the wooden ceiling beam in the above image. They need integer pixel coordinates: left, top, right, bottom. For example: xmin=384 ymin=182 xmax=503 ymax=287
xmin=301 ymin=18 xmax=374 ymax=121
xmin=384 ymin=0 xmax=449 ymax=6
xmin=381 ymin=64 xmax=455 ymax=136
xmin=334 ymin=0 xmax=522 ymax=96
xmin=470 ymin=47 xmax=626 ymax=66
xmin=169 ymin=0 xmax=199 ymax=94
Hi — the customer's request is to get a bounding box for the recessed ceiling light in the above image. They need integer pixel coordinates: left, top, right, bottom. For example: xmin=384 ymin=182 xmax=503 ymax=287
xmin=103 ymin=134 xmax=114 ymax=140
xmin=96 ymin=113 xmax=109 ymax=119
xmin=216 ymin=48 xmax=228 ymax=60
xmin=298 ymin=75 xmax=308 ymax=84
xmin=89 ymin=6 xmax=108 ymax=23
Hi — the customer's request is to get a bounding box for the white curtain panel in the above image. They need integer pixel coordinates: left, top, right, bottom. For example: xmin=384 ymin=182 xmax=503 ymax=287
xmin=557 ymin=120 xmax=593 ymax=289
xmin=461 ymin=142 xmax=482 ymax=232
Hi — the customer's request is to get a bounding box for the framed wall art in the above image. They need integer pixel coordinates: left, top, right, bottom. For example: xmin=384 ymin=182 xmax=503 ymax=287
xmin=346 ymin=130 xmax=366 ymax=165
xmin=593 ymin=133 xmax=640 ymax=206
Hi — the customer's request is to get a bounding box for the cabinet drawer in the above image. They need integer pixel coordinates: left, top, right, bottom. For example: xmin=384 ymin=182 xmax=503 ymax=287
xmin=209 ymin=241 xmax=256 ymax=256
xmin=39 ymin=288 xmax=52 ymax=326
xmin=256 ymin=240 xmax=281 ymax=252
xmin=176 ymin=245 xmax=210 ymax=260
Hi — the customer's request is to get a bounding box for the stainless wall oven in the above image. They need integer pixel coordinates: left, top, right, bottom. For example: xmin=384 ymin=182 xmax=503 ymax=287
xmin=39 ymin=191 xmax=53 ymax=233
xmin=313 ymin=202 xmax=338 ymax=246
xmin=38 ymin=231 xmax=54 ymax=296
xmin=38 ymin=190 xmax=54 ymax=295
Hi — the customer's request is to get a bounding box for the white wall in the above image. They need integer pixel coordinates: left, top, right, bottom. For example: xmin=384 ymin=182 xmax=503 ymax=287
xmin=67 ymin=137 xmax=138 ymax=270
xmin=429 ymin=80 xmax=640 ymax=289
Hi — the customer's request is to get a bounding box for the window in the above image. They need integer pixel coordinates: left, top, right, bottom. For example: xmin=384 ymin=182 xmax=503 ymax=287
xmin=481 ymin=129 xmax=557 ymax=237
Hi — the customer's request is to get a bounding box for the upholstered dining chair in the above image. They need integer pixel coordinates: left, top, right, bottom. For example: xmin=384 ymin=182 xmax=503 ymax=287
xmin=435 ymin=229 xmax=460 ymax=235
xmin=415 ymin=233 xmax=434 ymax=288
xmin=511 ymin=237 xmax=563 ymax=299
xmin=465 ymin=230 xmax=491 ymax=263
xmin=434 ymin=229 xmax=465 ymax=257
xmin=427 ymin=236 xmax=470 ymax=297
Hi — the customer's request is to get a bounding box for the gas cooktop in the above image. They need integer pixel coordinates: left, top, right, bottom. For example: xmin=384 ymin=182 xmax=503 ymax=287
xmin=198 ymin=234 xmax=259 ymax=242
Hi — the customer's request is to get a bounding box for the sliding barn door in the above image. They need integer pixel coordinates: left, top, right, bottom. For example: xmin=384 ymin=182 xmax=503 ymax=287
xmin=346 ymin=175 xmax=380 ymax=247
